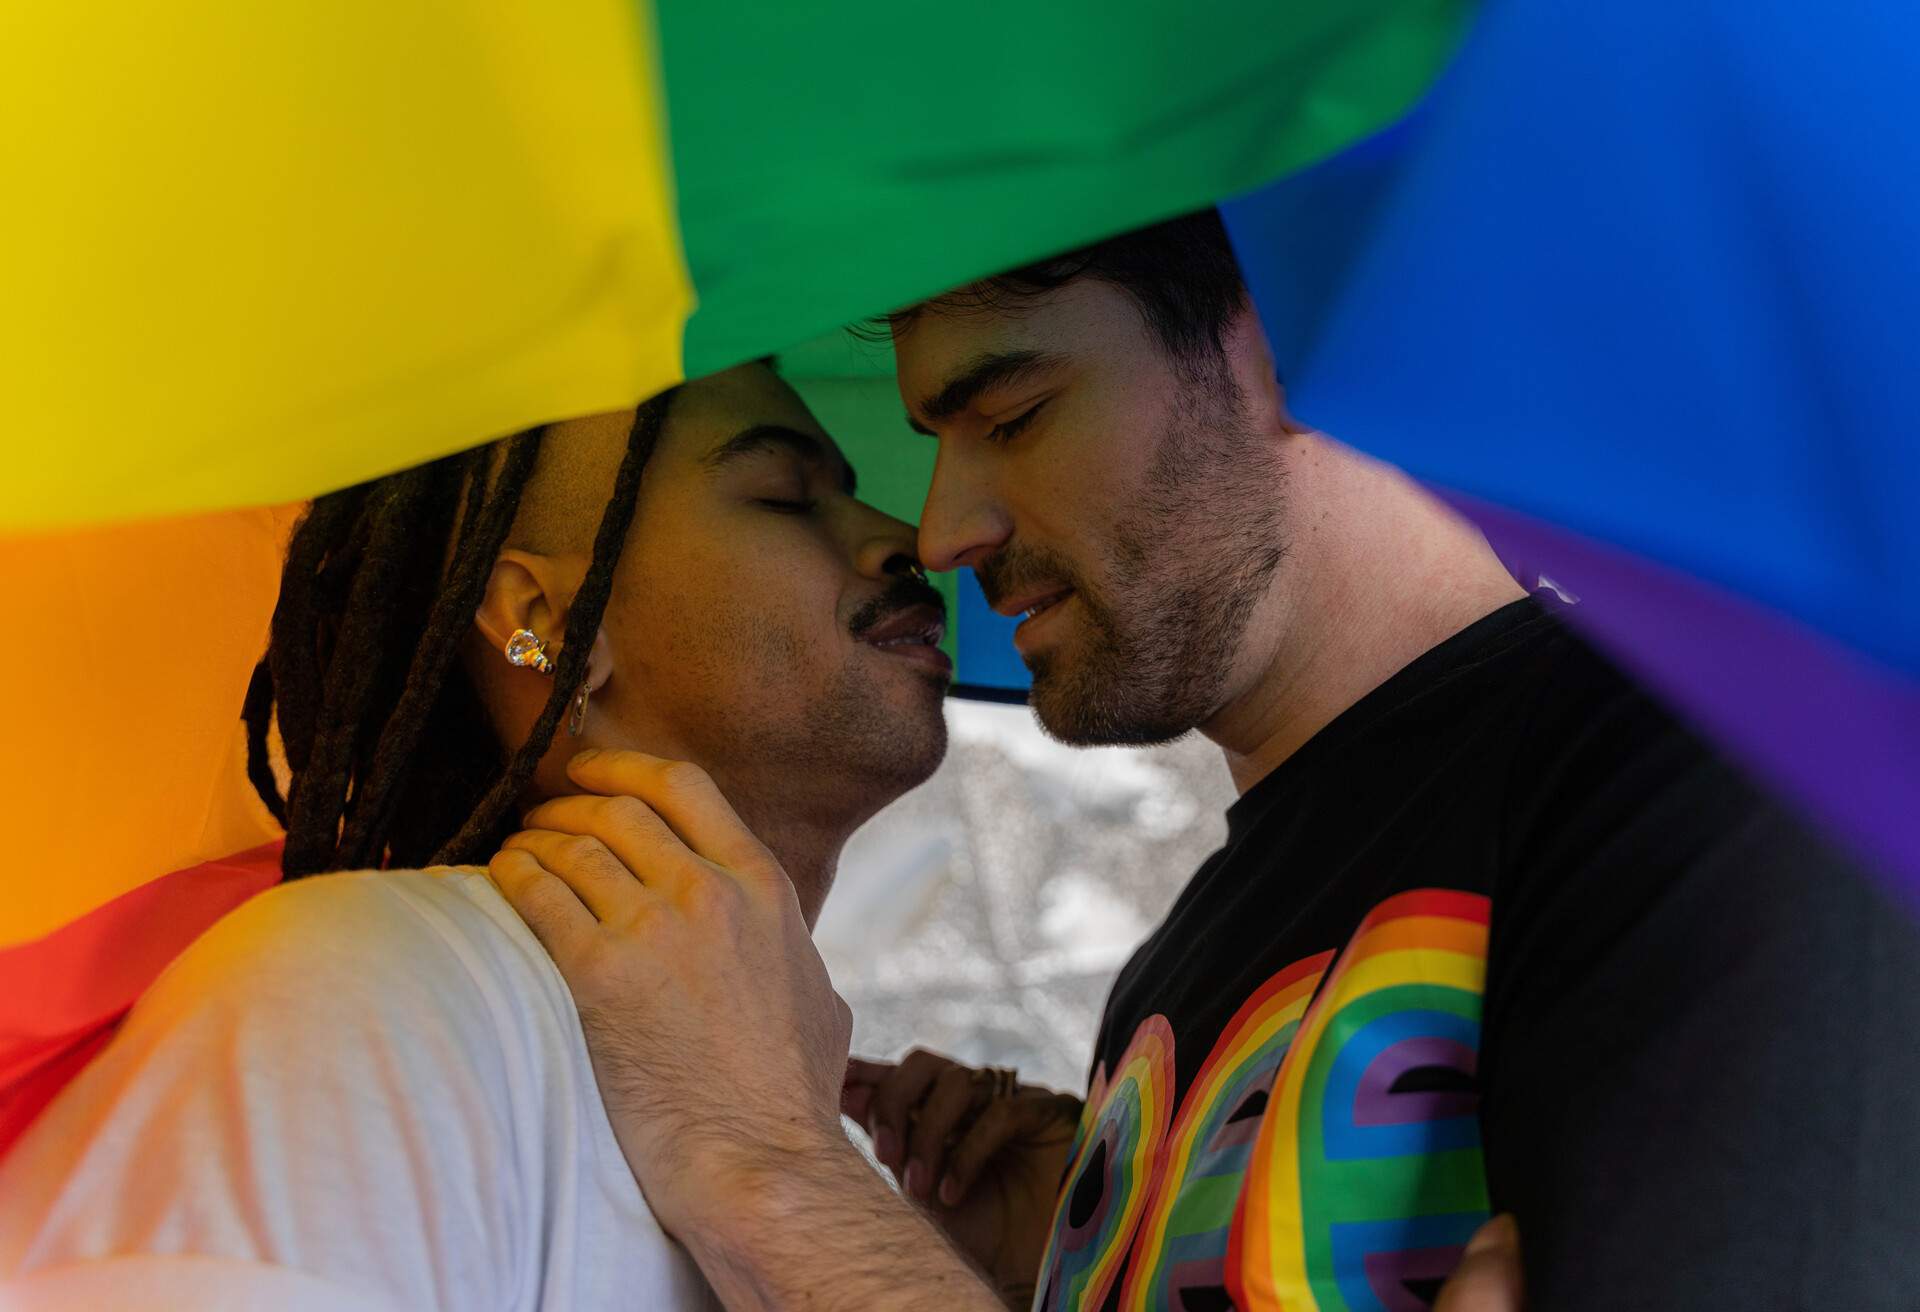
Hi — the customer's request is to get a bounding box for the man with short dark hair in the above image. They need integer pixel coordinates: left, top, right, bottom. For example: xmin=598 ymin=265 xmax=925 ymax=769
xmin=494 ymin=213 xmax=1920 ymax=1311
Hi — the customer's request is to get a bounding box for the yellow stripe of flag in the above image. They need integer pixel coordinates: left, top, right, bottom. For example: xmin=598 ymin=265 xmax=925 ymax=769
xmin=0 ymin=0 xmax=691 ymax=530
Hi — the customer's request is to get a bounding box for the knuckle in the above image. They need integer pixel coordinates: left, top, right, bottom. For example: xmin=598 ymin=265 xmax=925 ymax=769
xmin=973 ymin=1098 xmax=1014 ymax=1132
xmin=873 ymin=1076 xmax=915 ymax=1118
xmin=933 ymin=1066 xmax=973 ymax=1103
xmin=612 ymin=894 xmax=664 ymax=935
xmin=949 ymin=1138 xmax=988 ymax=1180
xmin=740 ymin=846 xmax=785 ymax=883
xmin=658 ymin=760 xmax=712 ymax=795
xmin=985 ymin=1103 xmax=1027 ymax=1143
xmin=568 ymin=942 xmax=637 ymax=1002
xmin=678 ymin=871 xmax=737 ymax=918
xmin=526 ymin=878 xmax=577 ymax=921
xmin=557 ymin=833 xmax=603 ymax=864
xmin=604 ymin=794 xmax=652 ymax=830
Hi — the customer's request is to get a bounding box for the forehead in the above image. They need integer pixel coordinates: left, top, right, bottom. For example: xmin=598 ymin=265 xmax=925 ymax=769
xmin=662 ymin=363 xmax=837 ymax=460
xmin=891 ymin=278 xmax=1156 ymax=404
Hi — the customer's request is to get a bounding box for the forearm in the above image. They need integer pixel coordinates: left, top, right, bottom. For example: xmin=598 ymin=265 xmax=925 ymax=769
xmin=677 ymin=1137 xmax=1005 ymax=1312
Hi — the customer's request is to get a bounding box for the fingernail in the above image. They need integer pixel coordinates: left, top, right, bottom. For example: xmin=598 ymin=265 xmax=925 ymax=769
xmin=874 ymin=1127 xmax=897 ymax=1166
xmin=904 ymin=1161 xmax=926 ymax=1198
xmin=571 ymin=748 xmax=601 ymax=766
xmin=938 ymin=1176 xmax=961 ymax=1207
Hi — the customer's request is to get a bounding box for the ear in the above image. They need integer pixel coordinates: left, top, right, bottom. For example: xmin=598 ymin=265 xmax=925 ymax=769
xmin=1224 ymin=302 xmax=1307 ymax=437
xmin=473 ymin=549 xmax=563 ymax=659
xmin=1271 ymin=385 xmax=1314 ymax=439
xmin=474 ymin=549 xmax=615 ymax=689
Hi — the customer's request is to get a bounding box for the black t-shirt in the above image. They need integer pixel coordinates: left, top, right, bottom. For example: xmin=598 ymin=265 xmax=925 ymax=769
xmin=1030 ymin=596 xmax=1920 ymax=1311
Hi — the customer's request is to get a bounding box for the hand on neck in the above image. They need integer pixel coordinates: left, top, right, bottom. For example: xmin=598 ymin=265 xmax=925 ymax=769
xmin=715 ymin=780 xmax=852 ymax=929
xmin=1205 ymin=436 xmax=1527 ymax=794
xmin=520 ymin=719 xmax=854 ymax=931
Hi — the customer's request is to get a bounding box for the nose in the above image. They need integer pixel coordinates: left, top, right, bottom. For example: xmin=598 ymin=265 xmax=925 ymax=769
xmin=850 ymin=502 xmax=923 ymax=583
xmin=917 ymin=440 xmax=1012 ymax=573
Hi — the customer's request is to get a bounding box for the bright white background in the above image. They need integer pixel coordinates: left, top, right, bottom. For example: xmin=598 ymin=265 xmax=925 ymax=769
xmin=815 ymin=700 xmax=1239 ymax=1095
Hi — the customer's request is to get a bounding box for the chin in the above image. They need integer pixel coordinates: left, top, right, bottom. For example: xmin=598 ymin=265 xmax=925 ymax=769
xmin=858 ymin=713 xmax=949 ymax=824
xmin=1028 ymin=658 xmax=1197 ymax=748
xmin=876 ymin=702 xmax=950 ymax=792
xmin=796 ymin=660 xmax=951 ymax=819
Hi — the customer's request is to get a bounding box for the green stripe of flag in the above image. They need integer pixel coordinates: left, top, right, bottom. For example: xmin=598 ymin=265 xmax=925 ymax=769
xmin=659 ymin=0 xmax=1478 ymax=376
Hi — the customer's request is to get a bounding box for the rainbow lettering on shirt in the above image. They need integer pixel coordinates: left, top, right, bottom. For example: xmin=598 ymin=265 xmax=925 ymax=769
xmin=1116 ymin=951 xmax=1333 ymax=1312
xmin=1229 ymin=888 xmax=1492 ymax=1312
xmin=1031 ymin=1015 xmax=1175 ymax=1312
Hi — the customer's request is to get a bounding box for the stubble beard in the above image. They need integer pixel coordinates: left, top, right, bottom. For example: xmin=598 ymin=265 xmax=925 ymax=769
xmin=1027 ymin=360 xmax=1288 ymax=746
xmin=746 ymin=640 xmax=950 ymax=823
xmin=678 ymin=610 xmax=950 ymax=832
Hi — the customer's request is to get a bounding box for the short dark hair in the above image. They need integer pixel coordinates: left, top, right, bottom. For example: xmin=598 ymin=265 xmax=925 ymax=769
xmin=884 ymin=208 xmax=1249 ymax=368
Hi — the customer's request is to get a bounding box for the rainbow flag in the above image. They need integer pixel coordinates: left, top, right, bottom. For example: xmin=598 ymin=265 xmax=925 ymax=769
xmin=2 ymin=0 xmax=1461 ymax=528
xmin=1219 ymin=0 xmax=1920 ymax=897
xmin=2 ymin=0 xmax=1915 ymax=949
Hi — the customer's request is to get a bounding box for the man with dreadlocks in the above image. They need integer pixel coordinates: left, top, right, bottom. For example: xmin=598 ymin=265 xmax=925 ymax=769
xmin=0 ymin=362 xmax=952 ymax=1309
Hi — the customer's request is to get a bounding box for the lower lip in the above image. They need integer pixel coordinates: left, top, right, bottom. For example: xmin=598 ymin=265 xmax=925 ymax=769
xmin=867 ymin=641 xmax=954 ymax=676
xmin=1012 ymin=591 xmax=1074 ymax=654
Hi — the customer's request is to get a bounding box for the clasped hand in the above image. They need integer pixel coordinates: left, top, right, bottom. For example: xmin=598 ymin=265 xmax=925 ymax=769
xmin=487 ymin=748 xmax=852 ymax=1237
xmin=487 ymin=748 xmax=1525 ymax=1310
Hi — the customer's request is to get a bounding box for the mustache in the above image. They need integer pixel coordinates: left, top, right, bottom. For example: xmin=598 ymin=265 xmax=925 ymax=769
xmin=848 ymin=573 xmax=948 ymax=637
xmin=975 ymin=543 xmax=1083 ymax=612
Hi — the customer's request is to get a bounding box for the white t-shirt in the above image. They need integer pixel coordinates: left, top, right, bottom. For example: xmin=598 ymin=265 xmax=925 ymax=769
xmin=0 ymin=868 xmax=714 ymax=1311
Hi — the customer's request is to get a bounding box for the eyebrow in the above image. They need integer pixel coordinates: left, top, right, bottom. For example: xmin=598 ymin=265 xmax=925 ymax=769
xmin=703 ymin=423 xmax=857 ymax=494
xmin=907 ymin=349 xmax=1069 ymax=435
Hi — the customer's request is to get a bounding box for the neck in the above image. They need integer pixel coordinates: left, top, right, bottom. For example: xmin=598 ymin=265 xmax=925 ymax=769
xmin=707 ymin=772 xmax=856 ymax=929
xmin=516 ymin=705 xmax=858 ymax=928
xmin=1203 ymin=436 xmax=1526 ymax=794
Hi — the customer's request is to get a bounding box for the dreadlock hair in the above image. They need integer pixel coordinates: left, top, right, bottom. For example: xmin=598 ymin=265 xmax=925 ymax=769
xmin=243 ymin=389 xmax=677 ymax=878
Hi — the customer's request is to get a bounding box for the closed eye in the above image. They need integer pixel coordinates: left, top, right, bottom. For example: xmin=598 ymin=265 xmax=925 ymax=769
xmin=986 ymin=399 xmax=1048 ymax=446
xmin=756 ymin=497 xmax=818 ymax=514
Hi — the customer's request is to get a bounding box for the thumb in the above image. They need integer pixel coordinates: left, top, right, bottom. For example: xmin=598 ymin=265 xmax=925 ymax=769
xmin=1434 ymin=1214 xmax=1523 ymax=1312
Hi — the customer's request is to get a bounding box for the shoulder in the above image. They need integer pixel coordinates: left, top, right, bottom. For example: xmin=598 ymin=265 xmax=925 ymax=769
xmin=193 ymin=864 xmax=535 ymax=956
xmin=1485 ymin=613 xmax=1905 ymax=1008
xmin=140 ymin=868 xmax=579 ymax=1075
xmin=1497 ymin=613 xmax=1729 ymax=841
xmin=0 ymin=870 xmax=683 ymax=1302
xmin=164 ymin=867 xmax=559 ymax=1010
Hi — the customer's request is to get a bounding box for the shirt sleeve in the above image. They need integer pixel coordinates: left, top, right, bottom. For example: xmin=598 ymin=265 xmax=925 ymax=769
xmin=1480 ymin=647 xmax=1920 ymax=1309
xmin=0 ymin=873 xmax=537 ymax=1311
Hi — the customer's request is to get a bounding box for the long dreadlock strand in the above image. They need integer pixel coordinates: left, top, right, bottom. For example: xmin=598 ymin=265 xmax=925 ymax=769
xmin=430 ymin=394 xmax=671 ymax=865
xmin=259 ymin=485 xmax=372 ymax=779
xmin=340 ymin=453 xmax=472 ymax=829
xmin=240 ymin=660 xmax=288 ymax=827
xmin=281 ymin=464 xmax=458 ymax=875
xmin=335 ymin=436 xmax=542 ymax=869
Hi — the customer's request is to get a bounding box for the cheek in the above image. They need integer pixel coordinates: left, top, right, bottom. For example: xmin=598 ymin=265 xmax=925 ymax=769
xmin=618 ymin=543 xmax=847 ymax=690
xmin=1022 ymin=396 xmax=1164 ymax=526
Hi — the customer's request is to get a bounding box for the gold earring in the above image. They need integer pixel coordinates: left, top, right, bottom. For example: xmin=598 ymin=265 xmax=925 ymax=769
xmin=504 ymin=627 xmax=554 ymax=675
xmin=568 ymin=680 xmax=593 ymax=736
